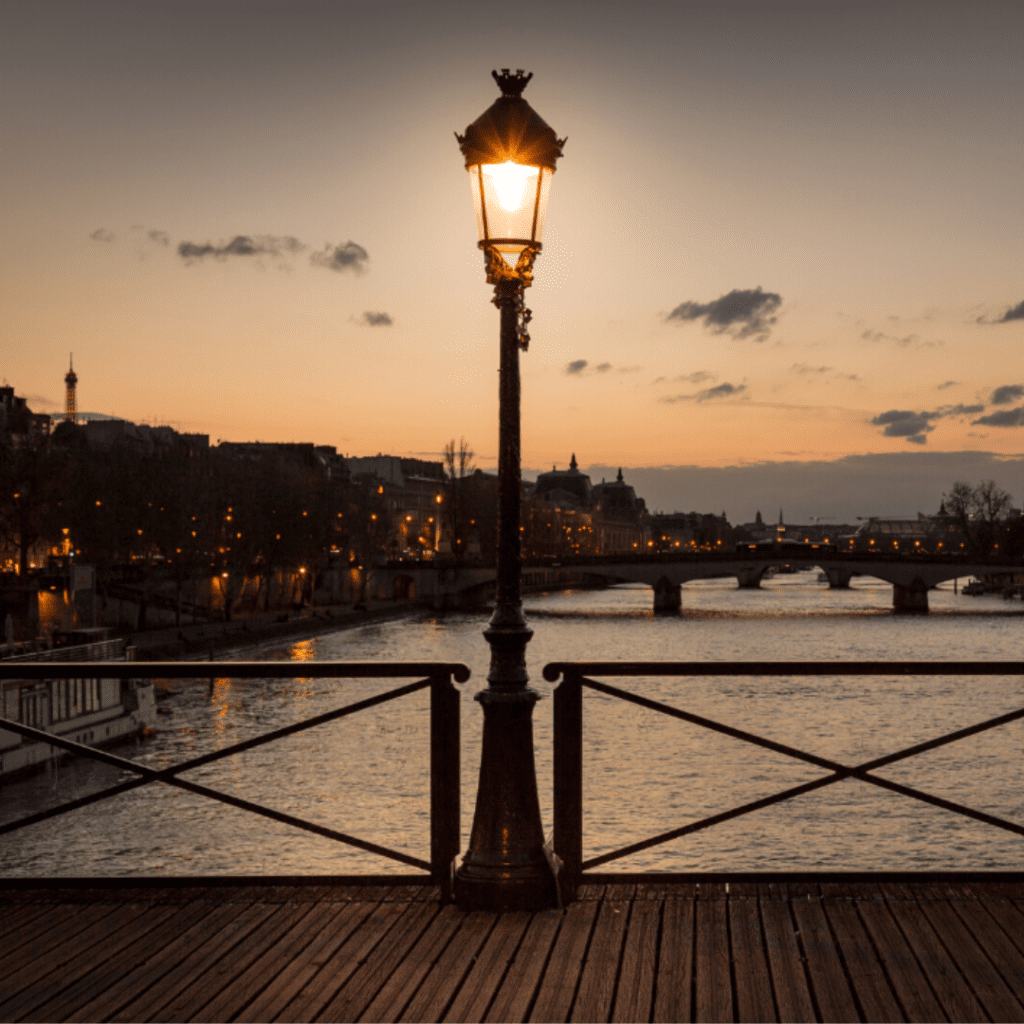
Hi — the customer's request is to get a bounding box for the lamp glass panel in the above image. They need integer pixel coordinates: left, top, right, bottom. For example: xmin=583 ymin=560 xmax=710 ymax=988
xmin=479 ymin=161 xmax=540 ymax=242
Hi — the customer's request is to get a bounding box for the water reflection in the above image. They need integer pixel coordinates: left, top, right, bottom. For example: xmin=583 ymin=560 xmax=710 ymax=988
xmin=1 ymin=573 xmax=1022 ymax=876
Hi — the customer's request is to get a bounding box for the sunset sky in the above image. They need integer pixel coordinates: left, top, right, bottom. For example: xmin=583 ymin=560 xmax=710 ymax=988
xmin=3 ymin=1 xmax=1023 ymax=518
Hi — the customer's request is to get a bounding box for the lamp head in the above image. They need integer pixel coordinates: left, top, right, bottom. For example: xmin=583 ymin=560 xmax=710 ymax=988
xmin=457 ymin=70 xmax=566 ymax=286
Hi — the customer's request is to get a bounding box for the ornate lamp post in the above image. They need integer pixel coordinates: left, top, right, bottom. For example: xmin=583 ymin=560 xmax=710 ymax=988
xmin=453 ymin=70 xmax=566 ymax=911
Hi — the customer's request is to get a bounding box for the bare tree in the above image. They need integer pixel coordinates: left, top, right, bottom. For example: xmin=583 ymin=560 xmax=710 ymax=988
xmin=943 ymin=480 xmax=1013 ymax=555
xmin=442 ymin=437 xmax=474 ymax=563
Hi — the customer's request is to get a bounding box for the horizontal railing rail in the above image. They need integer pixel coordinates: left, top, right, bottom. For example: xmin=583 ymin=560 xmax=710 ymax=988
xmin=543 ymin=660 xmax=1024 ymax=900
xmin=0 ymin=661 xmax=468 ymax=899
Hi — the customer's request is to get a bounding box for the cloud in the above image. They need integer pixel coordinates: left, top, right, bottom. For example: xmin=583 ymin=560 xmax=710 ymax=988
xmin=676 ymin=371 xmax=715 ymax=384
xmin=310 ymin=241 xmax=368 ymax=273
xmin=870 ymin=410 xmax=934 ymax=444
xmin=699 ymin=382 xmax=745 ymax=401
xmin=976 ymin=300 xmax=1024 ymax=325
xmin=936 ymin=380 xmax=959 ymax=390
xmin=943 ymin=403 xmax=985 ymax=416
xmin=1001 ymin=300 xmax=1024 ymax=322
xmin=147 ymin=229 xmax=170 ymax=246
xmin=661 ymin=382 xmax=746 ymax=403
xmin=575 ymin=452 xmax=1022 ymax=523
xmin=666 ymin=287 xmax=782 ymax=342
xmin=178 ymin=234 xmax=307 ymax=263
xmin=870 ymin=403 xmax=986 ymax=444
xmin=791 ymin=363 xmax=832 ymax=375
xmin=860 ymin=328 xmax=941 ymax=348
xmin=973 ymin=406 xmax=1024 ymax=427
xmin=991 ymin=384 xmax=1024 ymax=405
xmin=90 ymin=228 xmax=114 ymax=242
xmin=565 ymin=360 xmax=630 ymax=375
xmin=357 ymin=311 xmax=393 ymax=327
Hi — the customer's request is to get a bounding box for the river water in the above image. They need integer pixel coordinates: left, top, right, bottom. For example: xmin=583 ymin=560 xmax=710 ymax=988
xmin=2 ymin=572 xmax=1023 ymax=877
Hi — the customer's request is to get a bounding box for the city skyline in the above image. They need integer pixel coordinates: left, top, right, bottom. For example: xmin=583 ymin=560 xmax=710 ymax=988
xmin=4 ymin=1 xmax=1024 ymax=497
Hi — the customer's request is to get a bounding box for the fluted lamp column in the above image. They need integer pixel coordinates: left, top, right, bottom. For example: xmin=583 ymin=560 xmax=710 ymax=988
xmin=453 ymin=69 xmax=566 ymax=911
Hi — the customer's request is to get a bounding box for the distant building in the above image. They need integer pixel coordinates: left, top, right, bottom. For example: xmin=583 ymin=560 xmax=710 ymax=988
xmin=652 ymin=510 xmax=732 ymax=551
xmin=84 ymin=419 xmax=209 ymax=454
xmin=532 ymin=453 xmax=593 ymax=508
xmin=0 ymin=387 xmax=50 ymax=445
xmin=217 ymin=440 xmax=336 ymax=474
xmin=847 ymin=504 xmax=964 ymax=552
xmin=346 ymin=455 xmax=446 ymax=558
xmin=525 ymin=456 xmax=650 ymax=555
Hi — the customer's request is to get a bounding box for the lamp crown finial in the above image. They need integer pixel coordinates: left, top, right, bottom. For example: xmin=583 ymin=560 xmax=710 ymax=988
xmin=492 ymin=68 xmax=532 ymax=97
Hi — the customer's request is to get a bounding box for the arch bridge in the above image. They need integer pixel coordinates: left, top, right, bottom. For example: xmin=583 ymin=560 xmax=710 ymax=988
xmin=373 ymin=550 xmax=1023 ymax=614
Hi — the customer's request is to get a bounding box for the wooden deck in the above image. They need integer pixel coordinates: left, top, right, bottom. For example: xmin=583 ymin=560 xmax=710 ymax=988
xmin=3 ymin=877 xmax=1024 ymax=1022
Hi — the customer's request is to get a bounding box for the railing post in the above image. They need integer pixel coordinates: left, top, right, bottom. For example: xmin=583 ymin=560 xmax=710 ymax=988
xmin=553 ymin=666 xmax=582 ymax=901
xmin=430 ymin=668 xmax=460 ymax=903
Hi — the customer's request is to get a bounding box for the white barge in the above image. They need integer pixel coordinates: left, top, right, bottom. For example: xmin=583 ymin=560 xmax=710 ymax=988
xmin=0 ymin=629 xmax=157 ymax=779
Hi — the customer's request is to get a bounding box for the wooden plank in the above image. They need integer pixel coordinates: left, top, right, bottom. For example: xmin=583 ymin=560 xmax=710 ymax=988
xmin=760 ymin=899 xmax=815 ymax=1024
xmin=694 ymin=895 xmax=731 ymax=1023
xmin=824 ymin=898 xmax=904 ymax=1022
xmin=0 ymin=903 xmax=79 ymax=961
xmin=886 ymin=893 xmax=988 ymax=1022
xmin=729 ymin=898 xmax=776 ymax=1023
xmin=147 ymin=903 xmax=303 ymax=1023
xmin=443 ymin=912 xmax=532 ymax=1023
xmin=653 ymin=897 xmax=694 ymax=1024
xmin=5 ymin=902 xmax=173 ymax=1022
xmin=26 ymin=901 xmax=215 ymax=1023
xmin=952 ymin=897 xmax=1024 ymax=996
xmin=975 ymin=896 xmax=1024 ymax=960
xmin=313 ymin=901 xmax=440 ymax=1023
xmin=604 ymin=884 xmax=637 ymax=901
xmin=275 ymin=901 xmax=410 ymax=1023
xmin=109 ymin=902 xmax=278 ymax=1023
xmin=353 ymin=904 xmax=465 ymax=1022
xmin=571 ymin=900 xmax=630 ymax=1023
xmin=857 ymin=898 xmax=946 ymax=1023
xmin=232 ymin=901 xmax=375 ymax=1024
xmin=611 ymin=899 xmax=659 ymax=1024
xmin=399 ymin=912 xmax=498 ymax=1022
xmin=67 ymin=900 xmax=251 ymax=1023
xmin=0 ymin=901 xmax=117 ymax=975
xmin=919 ymin=897 xmax=1024 ymax=1022
xmin=0 ymin=901 xmax=154 ymax=1019
xmin=528 ymin=900 xmax=599 ymax=1023
xmin=792 ymin=896 xmax=860 ymax=1023
xmin=484 ymin=911 xmax=562 ymax=1024
xmin=188 ymin=901 xmax=321 ymax=1023
xmin=0 ymin=901 xmax=50 ymax=942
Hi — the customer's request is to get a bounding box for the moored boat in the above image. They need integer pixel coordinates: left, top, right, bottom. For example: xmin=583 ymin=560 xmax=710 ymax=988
xmin=0 ymin=629 xmax=157 ymax=778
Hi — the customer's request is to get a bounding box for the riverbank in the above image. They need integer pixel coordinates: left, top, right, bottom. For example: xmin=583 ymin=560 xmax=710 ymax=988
xmin=122 ymin=601 xmax=419 ymax=662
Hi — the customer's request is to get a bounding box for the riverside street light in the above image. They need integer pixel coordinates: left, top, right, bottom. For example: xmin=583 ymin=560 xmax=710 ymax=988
xmin=453 ymin=69 xmax=566 ymax=911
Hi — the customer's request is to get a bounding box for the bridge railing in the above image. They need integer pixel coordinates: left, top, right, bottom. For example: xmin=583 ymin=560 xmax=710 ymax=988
xmin=543 ymin=660 xmax=1024 ymax=900
xmin=0 ymin=661 xmax=467 ymax=900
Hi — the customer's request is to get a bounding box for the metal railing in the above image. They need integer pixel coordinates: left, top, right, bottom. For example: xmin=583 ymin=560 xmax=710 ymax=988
xmin=0 ymin=661 xmax=468 ymax=899
xmin=544 ymin=660 xmax=1024 ymax=898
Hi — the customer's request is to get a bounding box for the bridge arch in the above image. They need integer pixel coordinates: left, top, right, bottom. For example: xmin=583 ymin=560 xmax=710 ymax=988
xmin=392 ymin=574 xmax=417 ymax=601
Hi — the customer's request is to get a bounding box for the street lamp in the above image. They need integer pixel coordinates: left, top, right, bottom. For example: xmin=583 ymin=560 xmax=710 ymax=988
xmin=453 ymin=69 xmax=566 ymax=911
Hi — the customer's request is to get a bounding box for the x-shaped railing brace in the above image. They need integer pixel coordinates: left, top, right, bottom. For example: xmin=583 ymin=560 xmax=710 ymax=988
xmin=576 ymin=677 xmax=1024 ymax=870
xmin=0 ymin=678 xmax=433 ymax=870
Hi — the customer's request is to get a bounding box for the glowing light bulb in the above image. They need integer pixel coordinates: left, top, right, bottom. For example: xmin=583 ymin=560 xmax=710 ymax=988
xmin=483 ymin=161 xmax=537 ymax=212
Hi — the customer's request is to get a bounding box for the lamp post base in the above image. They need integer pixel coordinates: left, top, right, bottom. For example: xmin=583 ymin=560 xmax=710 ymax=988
xmin=453 ymin=619 xmax=556 ymax=912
